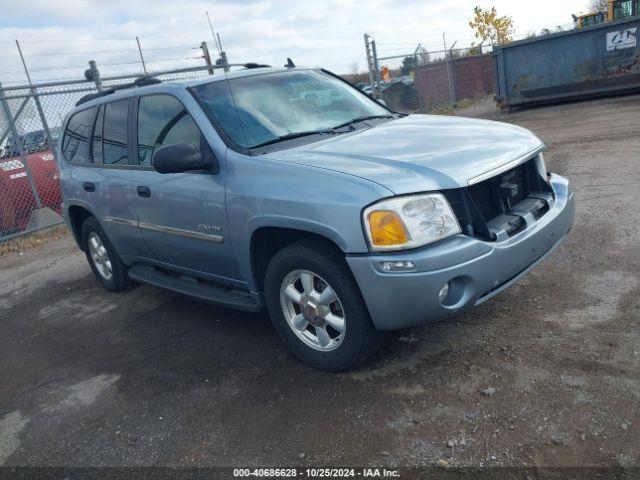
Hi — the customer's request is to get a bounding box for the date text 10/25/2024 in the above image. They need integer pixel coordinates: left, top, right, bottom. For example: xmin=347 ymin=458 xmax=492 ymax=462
xmin=233 ymin=468 xmax=401 ymax=478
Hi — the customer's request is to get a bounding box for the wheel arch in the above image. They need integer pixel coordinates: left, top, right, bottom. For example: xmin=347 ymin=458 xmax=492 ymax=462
xmin=249 ymin=224 xmax=347 ymax=293
xmin=66 ymin=203 xmax=96 ymax=250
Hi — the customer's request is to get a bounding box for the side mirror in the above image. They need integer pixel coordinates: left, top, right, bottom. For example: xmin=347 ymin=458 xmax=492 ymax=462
xmin=152 ymin=143 xmax=214 ymax=174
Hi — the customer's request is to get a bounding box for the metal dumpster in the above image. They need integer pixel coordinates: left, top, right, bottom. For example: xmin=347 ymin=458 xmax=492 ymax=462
xmin=494 ymin=16 xmax=640 ymax=109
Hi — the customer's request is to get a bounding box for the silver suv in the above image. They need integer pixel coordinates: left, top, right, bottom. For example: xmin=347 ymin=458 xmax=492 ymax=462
xmin=56 ymin=67 xmax=575 ymax=371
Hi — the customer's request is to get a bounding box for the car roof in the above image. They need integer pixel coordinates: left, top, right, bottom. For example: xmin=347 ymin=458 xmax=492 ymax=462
xmin=178 ymin=66 xmax=313 ymax=87
xmin=73 ymin=66 xmax=318 ymax=111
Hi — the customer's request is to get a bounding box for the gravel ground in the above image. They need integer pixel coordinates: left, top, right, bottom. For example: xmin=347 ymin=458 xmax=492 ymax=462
xmin=0 ymin=94 xmax=639 ymax=471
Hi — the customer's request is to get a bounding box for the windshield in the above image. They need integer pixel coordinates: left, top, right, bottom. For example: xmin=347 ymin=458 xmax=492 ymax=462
xmin=190 ymin=70 xmax=390 ymax=149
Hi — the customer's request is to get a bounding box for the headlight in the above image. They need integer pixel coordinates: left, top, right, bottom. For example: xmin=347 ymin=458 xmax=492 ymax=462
xmin=363 ymin=193 xmax=461 ymax=252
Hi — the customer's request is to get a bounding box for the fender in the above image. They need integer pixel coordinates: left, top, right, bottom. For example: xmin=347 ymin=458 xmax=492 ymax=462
xmin=234 ymin=214 xmax=351 ymax=292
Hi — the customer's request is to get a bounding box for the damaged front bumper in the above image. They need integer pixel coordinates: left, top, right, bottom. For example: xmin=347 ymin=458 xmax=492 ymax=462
xmin=346 ymin=174 xmax=575 ymax=331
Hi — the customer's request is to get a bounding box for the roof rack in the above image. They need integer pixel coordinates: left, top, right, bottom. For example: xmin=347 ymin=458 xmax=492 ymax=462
xmin=243 ymin=63 xmax=272 ymax=69
xmin=76 ymin=75 xmax=162 ymax=106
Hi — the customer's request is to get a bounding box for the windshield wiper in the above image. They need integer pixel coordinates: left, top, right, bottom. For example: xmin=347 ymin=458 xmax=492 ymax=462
xmin=249 ymin=115 xmax=396 ymax=150
xmin=249 ymin=129 xmax=336 ymax=149
xmin=331 ymin=114 xmax=396 ymax=130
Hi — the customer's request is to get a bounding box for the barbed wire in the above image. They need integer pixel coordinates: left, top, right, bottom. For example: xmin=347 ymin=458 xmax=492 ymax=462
xmin=0 ymin=44 xmax=204 ymax=59
xmin=0 ymin=55 xmax=202 ymax=75
xmin=0 ymin=30 xmax=214 ymax=45
xmin=375 ymin=19 xmax=580 ymax=61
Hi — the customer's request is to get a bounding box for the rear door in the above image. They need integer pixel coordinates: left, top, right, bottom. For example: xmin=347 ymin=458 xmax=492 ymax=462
xmin=88 ymin=98 xmax=143 ymax=260
xmin=60 ymin=105 xmax=100 ymax=215
xmin=129 ymin=93 xmax=240 ymax=282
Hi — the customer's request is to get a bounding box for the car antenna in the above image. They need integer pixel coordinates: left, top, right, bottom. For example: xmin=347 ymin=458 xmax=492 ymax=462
xmin=285 ymin=58 xmax=295 ymax=68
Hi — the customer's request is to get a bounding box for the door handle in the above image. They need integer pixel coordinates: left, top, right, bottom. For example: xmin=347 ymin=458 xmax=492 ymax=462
xmin=137 ymin=185 xmax=151 ymax=198
xmin=83 ymin=182 xmax=95 ymax=192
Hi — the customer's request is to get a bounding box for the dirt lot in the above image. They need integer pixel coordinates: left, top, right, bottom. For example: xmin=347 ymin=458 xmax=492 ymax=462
xmin=1 ymin=95 xmax=639 ymax=472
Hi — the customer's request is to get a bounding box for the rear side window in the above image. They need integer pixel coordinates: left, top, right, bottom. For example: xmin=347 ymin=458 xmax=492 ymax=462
xmin=91 ymin=105 xmax=104 ymax=163
xmin=137 ymin=94 xmax=203 ymax=166
xmin=62 ymin=107 xmax=95 ymax=163
xmin=102 ymin=99 xmax=129 ymax=165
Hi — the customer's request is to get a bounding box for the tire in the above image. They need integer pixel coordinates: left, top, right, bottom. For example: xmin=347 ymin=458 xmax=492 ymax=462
xmin=264 ymin=238 xmax=385 ymax=372
xmin=81 ymin=216 xmax=129 ymax=292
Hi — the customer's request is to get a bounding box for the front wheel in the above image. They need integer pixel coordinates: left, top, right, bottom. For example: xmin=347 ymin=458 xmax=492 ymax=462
xmin=264 ymin=239 xmax=385 ymax=371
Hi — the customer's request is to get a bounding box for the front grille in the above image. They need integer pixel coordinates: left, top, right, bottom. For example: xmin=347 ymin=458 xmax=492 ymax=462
xmin=443 ymin=156 xmax=554 ymax=241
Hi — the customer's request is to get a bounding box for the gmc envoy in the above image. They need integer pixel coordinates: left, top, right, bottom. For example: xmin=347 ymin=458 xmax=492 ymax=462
xmin=57 ymin=66 xmax=575 ymax=371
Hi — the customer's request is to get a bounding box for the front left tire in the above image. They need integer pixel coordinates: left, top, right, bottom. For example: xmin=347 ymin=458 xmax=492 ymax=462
xmin=264 ymin=238 xmax=385 ymax=371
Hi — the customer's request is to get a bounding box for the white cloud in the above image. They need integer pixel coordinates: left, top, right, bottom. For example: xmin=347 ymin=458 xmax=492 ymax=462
xmin=0 ymin=0 xmax=588 ymax=85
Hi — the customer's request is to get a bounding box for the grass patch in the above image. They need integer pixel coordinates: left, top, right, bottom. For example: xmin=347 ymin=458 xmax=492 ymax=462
xmin=0 ymin=225 xmax=70 ymax=257
xmin=424 ymin=98 xmax=479 ymax=115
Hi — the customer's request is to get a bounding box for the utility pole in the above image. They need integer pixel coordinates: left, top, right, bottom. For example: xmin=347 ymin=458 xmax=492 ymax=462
xmin=200 ymin=41 xmax=214 ymax=75
xmin=364 ymin=34 xmax=375 ymax=94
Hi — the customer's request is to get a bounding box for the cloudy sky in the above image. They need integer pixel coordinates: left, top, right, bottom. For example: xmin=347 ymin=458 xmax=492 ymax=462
xmin=0 ymin=0 xmax=589 ymax=85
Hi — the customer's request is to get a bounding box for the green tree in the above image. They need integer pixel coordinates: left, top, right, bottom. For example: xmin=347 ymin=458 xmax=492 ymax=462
xmin=400 ymin=56 xmax=418 ymax=75
xmin=468 ymin=6 xmax=515 ymax=45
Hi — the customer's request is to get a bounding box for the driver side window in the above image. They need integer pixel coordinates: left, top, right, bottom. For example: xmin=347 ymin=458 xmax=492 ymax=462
xmin=137 ymin=94 xmax=203 ymax=166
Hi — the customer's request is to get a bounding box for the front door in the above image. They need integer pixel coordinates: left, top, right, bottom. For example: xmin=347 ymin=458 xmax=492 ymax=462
xmin=129 ymin=93 xmax=240 ymax=283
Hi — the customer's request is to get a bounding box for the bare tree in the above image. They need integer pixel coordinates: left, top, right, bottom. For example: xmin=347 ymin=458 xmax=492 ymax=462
xmin=589 ymin=0 xmax=609 ymax=12
xmin=416 ymin=46 xmax=430 ymax=65
xmin=348 ymin=62 xmax=359 ymax=76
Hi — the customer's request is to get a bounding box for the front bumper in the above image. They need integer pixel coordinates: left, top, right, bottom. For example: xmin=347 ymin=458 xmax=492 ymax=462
xmin=346 ymin=174 xmax=575 ymax=331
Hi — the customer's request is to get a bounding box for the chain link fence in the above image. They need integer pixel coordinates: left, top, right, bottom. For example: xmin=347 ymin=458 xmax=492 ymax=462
xmin=356 ymin=40 xmax=496 ymax=114
xmin=0 ymin=63 xmax=216 ymax=242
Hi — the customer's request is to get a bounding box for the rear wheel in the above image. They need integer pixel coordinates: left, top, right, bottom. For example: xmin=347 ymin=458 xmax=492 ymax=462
xmin=81 ymin=217 xmax=128 ymax=292
xmin=264 ymin=238 xmax=385 ymax=371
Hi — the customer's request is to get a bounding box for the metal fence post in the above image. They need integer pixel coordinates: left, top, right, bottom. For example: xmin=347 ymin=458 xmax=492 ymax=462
xmin=0 ymin=80 xmax=43 ymax=209
xmin=87 ymin=60 xmax=103 ymax=92
xmin=214 ymin=33 xmax=230 ymax=73
xmin=364 ymin=34 xmax=375 ymax=95
xmin=200 ymin=42 xmax=215 ymax=75
xmin=448 ymin=46 xmax=457 ymax=105
xmin=220 ymin=50 xmax=230 ymax=72
xmin=16 ymin=40 xmax=57 ymax=161
xmin=478 ymin=42 xmax=487 ymax=97
xmin=371 ymin=39 xmax=381 ymax=98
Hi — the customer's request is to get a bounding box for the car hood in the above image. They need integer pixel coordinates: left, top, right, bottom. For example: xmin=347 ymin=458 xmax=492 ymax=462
xmin=264 ymin=114 xmax=544 ymax=194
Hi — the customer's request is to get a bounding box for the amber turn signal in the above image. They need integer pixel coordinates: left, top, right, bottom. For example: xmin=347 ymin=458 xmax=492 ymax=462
xmin=368 ymin=210 xmax=409 ymax=246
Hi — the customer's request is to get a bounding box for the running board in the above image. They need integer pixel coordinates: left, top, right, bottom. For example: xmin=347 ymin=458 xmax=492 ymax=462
xmin=128 ymin=264 xmax=261 ymax=312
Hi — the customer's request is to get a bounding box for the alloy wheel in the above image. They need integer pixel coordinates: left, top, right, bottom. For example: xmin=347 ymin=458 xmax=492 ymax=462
xmin=279 ymin=269 xmax=346 ymax=351
xmin=88 ymin=232 xmax=113 ymax=281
